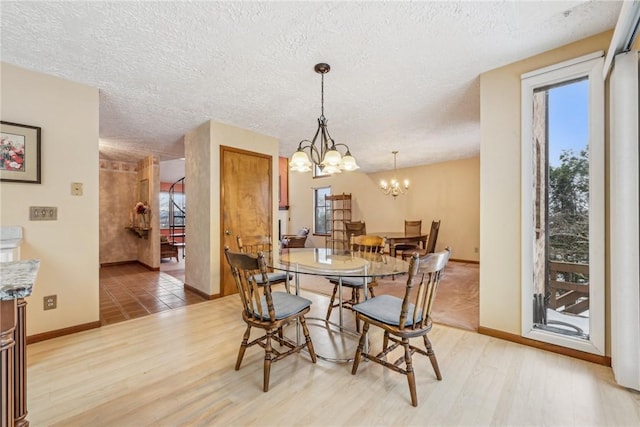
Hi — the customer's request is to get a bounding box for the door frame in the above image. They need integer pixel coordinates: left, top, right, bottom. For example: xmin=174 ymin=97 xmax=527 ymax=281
xmin=520 ymin=52 xmax=605 ymax=355
xmin=219 ymin=145 xmax=273 ymax=296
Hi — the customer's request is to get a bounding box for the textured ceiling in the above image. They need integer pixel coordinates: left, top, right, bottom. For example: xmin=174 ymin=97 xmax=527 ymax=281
xmin=0 ymin=1 xmax=622 ymax=173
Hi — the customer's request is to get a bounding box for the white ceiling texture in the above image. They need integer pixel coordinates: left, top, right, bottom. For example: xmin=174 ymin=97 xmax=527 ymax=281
xmin=0 ymin=1 xmax=623 ymax=176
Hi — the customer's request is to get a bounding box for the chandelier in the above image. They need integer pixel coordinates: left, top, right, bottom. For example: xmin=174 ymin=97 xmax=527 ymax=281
xmin=289 ymin=63 xmax=359 ymax=174
xmin=379 ymin=151 xmax=409 ymax=198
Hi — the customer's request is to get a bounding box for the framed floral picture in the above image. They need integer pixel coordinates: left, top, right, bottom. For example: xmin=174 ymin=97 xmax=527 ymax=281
xmin=0 ymin=121 xmax=41 ymax=184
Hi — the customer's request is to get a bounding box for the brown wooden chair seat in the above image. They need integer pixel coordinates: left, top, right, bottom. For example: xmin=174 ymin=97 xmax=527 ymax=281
xmin=325 ymin=234 xmax=386 ymax=331
xmin=351 ymin=248 xmax=451 ymax=406
xmin=224 ymin=247 xmax=317 ymax=392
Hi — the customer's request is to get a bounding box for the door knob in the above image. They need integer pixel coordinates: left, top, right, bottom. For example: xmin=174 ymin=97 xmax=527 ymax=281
xmin=225 ymin=229 xmax=232 ymax=235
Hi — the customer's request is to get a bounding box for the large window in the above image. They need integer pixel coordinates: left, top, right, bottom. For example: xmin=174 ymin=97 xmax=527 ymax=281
xmin=314 ymin=186 xmax=331 ymax=235
xmin=521 ymin=52 xmax=604 ymax=355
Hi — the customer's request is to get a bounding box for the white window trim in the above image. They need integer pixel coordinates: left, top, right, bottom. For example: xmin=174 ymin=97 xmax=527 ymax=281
xmin=520 ymin=52 xmax=605 ymax=355
xmin=609 ymin=50 xmax=640 ymax=390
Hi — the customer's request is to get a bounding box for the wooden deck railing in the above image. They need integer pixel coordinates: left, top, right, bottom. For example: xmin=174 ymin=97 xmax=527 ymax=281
xmin=548 ymin=261 xmax=589 ymax=315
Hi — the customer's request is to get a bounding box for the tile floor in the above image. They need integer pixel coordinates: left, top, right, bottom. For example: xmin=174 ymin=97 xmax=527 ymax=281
xmin=99 ymin=260 xmax=205 ymax=325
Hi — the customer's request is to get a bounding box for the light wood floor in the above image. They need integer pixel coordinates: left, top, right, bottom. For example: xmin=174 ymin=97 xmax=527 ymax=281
xmin=27 ymin=291 xmax=640 ymax=426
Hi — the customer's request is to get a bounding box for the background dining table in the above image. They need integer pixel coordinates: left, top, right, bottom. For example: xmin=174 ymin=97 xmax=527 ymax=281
xmin=370 ymin=231 xmax=429 ymax=257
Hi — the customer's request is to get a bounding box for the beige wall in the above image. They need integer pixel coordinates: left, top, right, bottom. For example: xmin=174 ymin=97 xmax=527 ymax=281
xmin=287 ymin=156 xmax=480 ymax=262
xmin=99 ymin=157 xmax=160 ymax=267
xmin=479 ymin=31 xmax=613 ymax=336
xmin=0 ymin=62 xmax=100 ymax=335
xmin=184 ymin=121 xmax=213 ymax=296
xmin=185 ymin=120 xmax=280 ymax=296
xmin=99 ymin=160 xmax=138 ymax=264
xmin=136 ymin=156 xmax=160 ymax=269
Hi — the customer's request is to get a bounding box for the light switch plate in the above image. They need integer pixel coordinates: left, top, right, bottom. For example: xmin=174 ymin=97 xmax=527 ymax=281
xmin=30 ymin=206 xmax=57 ymax=221
xmin=71 ymin=182 xmax=83 ymax=196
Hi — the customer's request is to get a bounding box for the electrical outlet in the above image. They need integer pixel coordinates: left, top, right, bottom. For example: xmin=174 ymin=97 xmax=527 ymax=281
xmin=43 ymin=295 xmax=57 ymax=310
xmin=71 ymin=182 xmax=83 ymax=196
xmin=30 ymin=206 xmax=57 ymax=221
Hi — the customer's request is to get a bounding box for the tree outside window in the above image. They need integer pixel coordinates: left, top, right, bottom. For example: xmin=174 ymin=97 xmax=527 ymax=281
xmin=314 ymin=187 xmax=331 ymax=235
xmin=548 ymin=148 xmax=589 ymax=264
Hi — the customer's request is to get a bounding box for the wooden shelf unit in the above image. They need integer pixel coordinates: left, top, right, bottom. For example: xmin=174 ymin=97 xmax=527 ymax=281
xmin=325 ymin=193 xmax=352 ymax=251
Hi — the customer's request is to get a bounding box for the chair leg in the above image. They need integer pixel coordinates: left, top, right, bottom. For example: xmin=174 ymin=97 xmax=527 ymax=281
xmin=278 ymin=326 xmax=283 ymax=345
xmin=403 ymin=338 xmax=418 ymax=407
xmin=326 ymin=284 xmax=338 ymax=321
xmin=423 ymin=334 xmax=442 ymax=380
xmin=263 ymin=332 xmax=273 ymax=392
xmin=382 ymin=331 xmax=389 ymax=352
xmin=235 ymin=325 xmax=251 ymax=370
xmin=299 ymin=316 xmax=317 ymax=363
xmin=354 ymin=288 xmax=361 ymax=333
xmin=351 ymin=320 xmax=369 ymax=375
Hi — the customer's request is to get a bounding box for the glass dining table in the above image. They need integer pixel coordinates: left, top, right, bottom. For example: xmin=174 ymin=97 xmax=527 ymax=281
xmin=268 ymin=247 xmax=411 ymax=362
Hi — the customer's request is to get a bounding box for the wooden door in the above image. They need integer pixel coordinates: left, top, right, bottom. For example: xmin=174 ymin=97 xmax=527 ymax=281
xmin=220 ymin=146 xmax=272 ymax=296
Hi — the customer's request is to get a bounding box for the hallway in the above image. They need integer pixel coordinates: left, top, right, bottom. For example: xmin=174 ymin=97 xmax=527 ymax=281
xmin=99 ymin=253 xmax=204 ymax=325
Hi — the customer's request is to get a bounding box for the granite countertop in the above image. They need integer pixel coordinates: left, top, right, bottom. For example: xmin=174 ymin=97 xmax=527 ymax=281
xmin=0 ymin=259 xmax=40 ymax=301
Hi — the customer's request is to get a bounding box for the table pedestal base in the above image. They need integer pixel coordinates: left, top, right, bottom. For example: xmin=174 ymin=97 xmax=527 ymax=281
xmin=303 ymin=317 xmax=361 ymax=363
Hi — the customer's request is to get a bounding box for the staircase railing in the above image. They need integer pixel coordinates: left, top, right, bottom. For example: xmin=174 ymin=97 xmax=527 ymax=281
xmin=168 ymin=177 xmax=185 ymax=257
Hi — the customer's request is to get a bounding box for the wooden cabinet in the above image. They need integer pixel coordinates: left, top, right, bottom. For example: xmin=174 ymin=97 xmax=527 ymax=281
xmin=0 ymin=259 xmax=38 ymax=427
xmin=1 ymin=299 xmax=17 ymax=427
xmin=325 ymin=193 xmax=352 ymax=250
xmin=0 ymin=298 xmax=28 ymax=427
xmin=278 ymin=157 xmax=289 ymax=210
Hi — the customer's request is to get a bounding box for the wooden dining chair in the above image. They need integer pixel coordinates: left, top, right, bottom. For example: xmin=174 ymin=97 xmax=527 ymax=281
xmin=236 ymin=235 xmax=292 ymax=291
xmin=393 ymin=220 xmax=423 ymax=259
xmin=401 ymin=220 xmax=441 ymax=260
xmin=224 ymin=247 xmax=317 ymax=392
xmin=351 ymin=248 xmax=451 ymax=406
xmin=345 ymin=221 xmax=367 ymax=246
xmin=326 ymin=234 xmax=386 ymax=331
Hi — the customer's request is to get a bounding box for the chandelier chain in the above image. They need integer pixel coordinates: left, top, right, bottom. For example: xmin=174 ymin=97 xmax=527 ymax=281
xmin=320 ymin=73 xmax=324 ymax=118
xmin=289 ymin=63 xmax=359 ymax=173
xmin=393 ymin=150 xmax=398 ymax=173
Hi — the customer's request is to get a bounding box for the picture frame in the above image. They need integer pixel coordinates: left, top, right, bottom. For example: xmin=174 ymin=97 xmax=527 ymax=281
xmin=138 ymin=178 xmax=149 ymax=204
xmin=0 ymin=121 xmax=41 ymax=184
